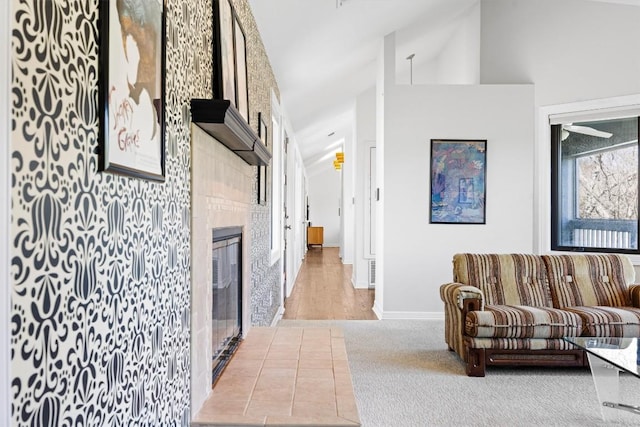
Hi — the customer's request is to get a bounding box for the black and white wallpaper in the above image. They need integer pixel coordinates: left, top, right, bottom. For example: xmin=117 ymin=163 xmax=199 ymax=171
xmin=10 ymin=0 xmax=212 ymax=425
xmin=234 ymin=0 xmax=282 ymax=327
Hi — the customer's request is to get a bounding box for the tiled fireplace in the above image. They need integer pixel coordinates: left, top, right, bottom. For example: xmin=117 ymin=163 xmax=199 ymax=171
xmin=190 ymin=125 xmax=254 ymax=415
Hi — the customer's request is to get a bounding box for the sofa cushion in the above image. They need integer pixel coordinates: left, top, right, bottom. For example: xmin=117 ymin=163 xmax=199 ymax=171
xmin=453 ymin=254 xmax=553 ymax=307
xmin=542 ymin=254 xmax=633 ymax=308
xmin=465 ymin=305 xmax=582 ymax=339
xmin=563 ymin=306 xmax=640 ymax=337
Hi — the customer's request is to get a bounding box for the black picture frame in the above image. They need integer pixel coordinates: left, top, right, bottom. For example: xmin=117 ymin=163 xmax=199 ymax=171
xmin=213 ymin=0 xmax=236 ymax=107
xmin=212 ymin=0 xmax=249 ymax=124
xmin=258 ymin=112 xmax=268 ymax=146
xmin=233 ymin=15 xmax=249 ymax=123
xmin=257 ymin=112 xmax=268 ymax=205
xmin=430 ymin=139 xmax=487 ymax=224
xmin=99 ymin=0 xmax=166 ymax=181
xmin=258 ymin=165 xmax=268 ymax=205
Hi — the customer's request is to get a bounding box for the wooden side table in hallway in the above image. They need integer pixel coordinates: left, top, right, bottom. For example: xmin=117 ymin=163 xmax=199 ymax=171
xmin=283 ymin=247 xmax=377 ymax=320
xmin=307 ymin=226 xmax=324 ymax=249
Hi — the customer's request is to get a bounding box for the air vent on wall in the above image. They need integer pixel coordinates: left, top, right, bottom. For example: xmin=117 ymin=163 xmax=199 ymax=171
xmin=368 ymin=259 xmax=376 ymax=288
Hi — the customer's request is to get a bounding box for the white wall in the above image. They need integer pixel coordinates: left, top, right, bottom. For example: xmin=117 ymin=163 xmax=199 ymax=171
xmin=480 ymin=0 xmax=640 ymax=106
xmin=408 ymin=1 xmax=480 ymax=85
xmin=436 ymin=2 xmax=480 ymax=84
xmin=374 ymin=0 xmax=640 ymax=317
xmin=373 ymin=33 xmax=396 ymax=317
xmin=341 ymin=111 xmax=356 ymax=263
xmin=381 ymin=83 xmax=535 ymax=316
xmin=354 ymin=88 xmax=377 ymax=288
xmin=481 ymin=0 xmax=640 ymax=261
xmin=308 ymin=167 xmax=342 ymax=247
xmin=284 ymin=130 xmax=307 ymax=297
xmin=291 ymin=143 xmax=307 ymax=282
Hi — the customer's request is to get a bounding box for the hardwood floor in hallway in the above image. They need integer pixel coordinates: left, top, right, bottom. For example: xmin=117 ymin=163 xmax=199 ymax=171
xmin=283 ymin=247 xmax=377 ymax=320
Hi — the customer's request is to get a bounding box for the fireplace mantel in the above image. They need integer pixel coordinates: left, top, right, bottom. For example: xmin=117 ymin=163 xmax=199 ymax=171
xmin=190 ymin=99 xmax=271 ymax=166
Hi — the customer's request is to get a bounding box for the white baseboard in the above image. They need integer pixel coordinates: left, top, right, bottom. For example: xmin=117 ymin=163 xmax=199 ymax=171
xmin=353 ymin=278 xmax=370 ymax=289
xmin=270 ymin=306 xmax=284 ymax=326
xmin=378 ymin=311 xmax=445 ymax=320
xmin=372 ymin=302 xmax=383 ymax=319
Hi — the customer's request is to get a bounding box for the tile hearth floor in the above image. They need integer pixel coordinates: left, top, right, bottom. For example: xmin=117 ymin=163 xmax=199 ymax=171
xmin=192 ymin=327 xmax=361 ymax=427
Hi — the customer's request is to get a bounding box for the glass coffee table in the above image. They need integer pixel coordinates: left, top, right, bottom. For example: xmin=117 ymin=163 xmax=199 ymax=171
xmin=565 ymin=337 xmax=640 ymax=421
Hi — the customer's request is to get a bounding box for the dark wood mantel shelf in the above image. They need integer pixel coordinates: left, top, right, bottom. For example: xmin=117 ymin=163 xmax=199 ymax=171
xmin=190 ymin=99 xmax=271 ymax=166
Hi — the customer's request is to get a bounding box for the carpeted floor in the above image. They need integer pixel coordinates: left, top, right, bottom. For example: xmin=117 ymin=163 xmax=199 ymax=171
xmin=277 ymin=319 xmax=640 ymax=427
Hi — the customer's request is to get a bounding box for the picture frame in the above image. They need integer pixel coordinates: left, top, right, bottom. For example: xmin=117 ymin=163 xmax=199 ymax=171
xmin=430 ymin=139 xmax=487 ymax=224
xmin=258 ymin=165 xmax=268 ymax=205
xmin=213 ymin=0 xmax=236 ymax=107
xmin=99 ymin=0 xmax=166 ymax=181
xmin=233 ymin=15 xmax=249 ymax=122
xmin=212 ymin=0 xmax=249 ymax=123
xmin=258 ymin=112 xmax=268 ymax=146
xmin=257 ymin=112 xmax=268 ymax=205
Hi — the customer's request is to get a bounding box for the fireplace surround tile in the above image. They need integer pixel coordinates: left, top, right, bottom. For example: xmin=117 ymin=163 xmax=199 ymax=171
xmin=191 ymin=125 xmax=254 ymax=413
xmin=192 ymin=327 xmax=361 ymax=427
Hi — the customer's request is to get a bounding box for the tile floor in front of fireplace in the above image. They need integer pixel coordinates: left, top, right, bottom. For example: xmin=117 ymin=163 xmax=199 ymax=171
xmin=192 ymin=326 xmax=361 ymax=427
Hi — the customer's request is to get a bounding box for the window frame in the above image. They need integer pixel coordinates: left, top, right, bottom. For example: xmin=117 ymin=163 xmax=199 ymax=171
xmin=550 ymin=118 xmax=640 ymax=254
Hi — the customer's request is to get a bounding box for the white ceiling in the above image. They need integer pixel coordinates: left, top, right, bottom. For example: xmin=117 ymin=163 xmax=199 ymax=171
xmin=247 ymin=0 xmax=640 ymax=173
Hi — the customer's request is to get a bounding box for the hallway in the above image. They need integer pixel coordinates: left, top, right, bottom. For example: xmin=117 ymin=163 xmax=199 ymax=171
xmin=283 ymin=247 xmax=377 ymax=320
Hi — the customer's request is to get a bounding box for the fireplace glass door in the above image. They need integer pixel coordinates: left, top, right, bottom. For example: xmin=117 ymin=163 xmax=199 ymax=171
xmin=212 ymin=227 xmax=242 ymax=385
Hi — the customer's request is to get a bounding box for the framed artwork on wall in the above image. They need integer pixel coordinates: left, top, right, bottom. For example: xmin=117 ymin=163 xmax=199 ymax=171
xmin=234 ymin=16 xmax=249 ymax=122
xmin=257 ymin=112 xmax=268 ymax=205
xmin=213 ymin=0 xmax=236 ymax=107
xmin=258 ymin=164 xmax=268 ymax=205
xmin=99 ymin=0 xmax=166 ymax=181
xmin=430 ymin=139 xmax=487 ymax=224
xmin=212 ymin=0 xmax=249 ymax=123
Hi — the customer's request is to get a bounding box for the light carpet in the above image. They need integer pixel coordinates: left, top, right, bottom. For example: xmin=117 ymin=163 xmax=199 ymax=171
xmin=277 ymin=319 xmax=640 ymax=427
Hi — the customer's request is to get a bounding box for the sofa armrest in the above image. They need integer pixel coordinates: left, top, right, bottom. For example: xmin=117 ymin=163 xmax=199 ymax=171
xmin=440 ymin=283 xmax=484 ymax=362
xmin=629 ymin=284 xmax=640 ymax=307
xmin=440 ymin=282 xmax=484 ymax=311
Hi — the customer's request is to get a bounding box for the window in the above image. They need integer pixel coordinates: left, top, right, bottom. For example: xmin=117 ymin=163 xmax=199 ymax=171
xmin=551 ymin=116 xmax=640 ymax=253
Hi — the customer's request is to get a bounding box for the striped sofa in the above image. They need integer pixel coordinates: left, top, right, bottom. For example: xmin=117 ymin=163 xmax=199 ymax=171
xmin=440 ymin=253 xmax=640 ymax=376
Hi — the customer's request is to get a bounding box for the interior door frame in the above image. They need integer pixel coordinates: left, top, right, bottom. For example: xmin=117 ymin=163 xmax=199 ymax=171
xmin=282 ymin=132 xmax=289 ymax=302
xmin=364 ymin=142 xmax=376 ymax=258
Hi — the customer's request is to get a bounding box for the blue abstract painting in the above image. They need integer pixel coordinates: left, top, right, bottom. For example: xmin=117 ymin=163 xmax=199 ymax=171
xmin=430 ymin=139 xmax=487 ymax=224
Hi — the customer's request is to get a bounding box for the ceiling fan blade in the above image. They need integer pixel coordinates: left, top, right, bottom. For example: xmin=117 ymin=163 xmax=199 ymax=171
xmin=563 ymin=124 xmax=613 ymax=139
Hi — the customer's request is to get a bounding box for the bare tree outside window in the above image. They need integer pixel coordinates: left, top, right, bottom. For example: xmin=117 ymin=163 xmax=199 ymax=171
xmin=577 ymin=145 xmax=638 ymax=220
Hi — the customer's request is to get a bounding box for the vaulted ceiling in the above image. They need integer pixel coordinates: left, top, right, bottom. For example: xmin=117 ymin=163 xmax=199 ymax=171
xmin=248 ymin=0 xmax=640 ymax=175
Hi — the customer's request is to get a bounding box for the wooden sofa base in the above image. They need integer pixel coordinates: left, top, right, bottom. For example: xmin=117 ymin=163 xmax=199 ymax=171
xmin=466 ymin=347 xmax=588 ymax=377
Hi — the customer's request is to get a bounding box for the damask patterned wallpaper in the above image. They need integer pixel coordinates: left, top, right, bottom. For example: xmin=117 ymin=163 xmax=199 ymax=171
xmin=10 ymin=0 xmax=280 ymax=425
xmin=234 ymin=0 xmax=283 ymax=326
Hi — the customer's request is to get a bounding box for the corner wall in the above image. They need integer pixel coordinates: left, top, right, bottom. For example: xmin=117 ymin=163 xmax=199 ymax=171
xmin=481 ymin=0 xmax=640 ymax=259
xmin=353 ymin=88 xmax=377 ymax=288
xmin=380 ymin=83 xmax=535 ymax=316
